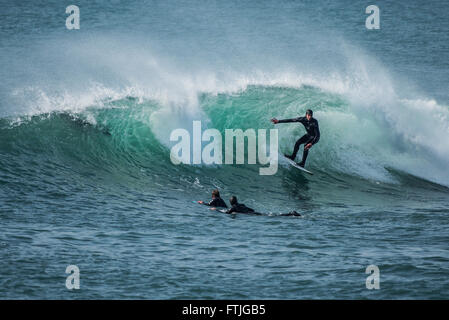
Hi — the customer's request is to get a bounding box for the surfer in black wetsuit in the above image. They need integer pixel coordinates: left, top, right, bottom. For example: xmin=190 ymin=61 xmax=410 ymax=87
xmin=209 ymin=196 xmax=301 ymax=216
xmin=225 ymin=196 xmax=261 ymax=215
xmin=271 ymin=109 xmax=320 ymax=167
xmin=197 ymin=189 xmax=227 ymax=208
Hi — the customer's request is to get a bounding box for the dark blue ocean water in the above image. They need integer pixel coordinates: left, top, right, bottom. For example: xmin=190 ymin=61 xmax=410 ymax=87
xmin=0 ymin=0 xmax=448 ymax=299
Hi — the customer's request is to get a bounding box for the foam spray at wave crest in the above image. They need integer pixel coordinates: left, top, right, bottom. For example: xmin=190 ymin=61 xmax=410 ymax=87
xmin=1 ymin=27 xmax=448 ymax=189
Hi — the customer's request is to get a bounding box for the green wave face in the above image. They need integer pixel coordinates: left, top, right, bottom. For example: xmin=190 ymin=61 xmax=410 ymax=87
xmin=1 ymin=85 xmax=449 ymax=196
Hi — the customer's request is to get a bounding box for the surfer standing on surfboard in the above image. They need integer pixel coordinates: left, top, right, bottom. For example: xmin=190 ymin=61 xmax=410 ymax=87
xmin=271 ymin=109 xmax=320 ymax=168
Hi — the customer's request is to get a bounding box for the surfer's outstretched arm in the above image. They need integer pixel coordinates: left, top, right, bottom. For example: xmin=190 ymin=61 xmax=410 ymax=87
xmin=271 ymin=117 xmax=304 ymax=124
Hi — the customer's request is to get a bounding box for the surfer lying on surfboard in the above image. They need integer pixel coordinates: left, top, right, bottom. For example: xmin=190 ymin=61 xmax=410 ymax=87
xmin=271 ymin=109 xmax=320 ymax=168
xmin=197 ymin=189 xmax=228 ymax=208
xmin=206 ymin=195 xmax=301 ymax=217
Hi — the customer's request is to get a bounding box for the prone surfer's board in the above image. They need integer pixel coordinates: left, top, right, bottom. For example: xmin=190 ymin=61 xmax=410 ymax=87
xmin=283 ymin=156 xmax=313 ymax=175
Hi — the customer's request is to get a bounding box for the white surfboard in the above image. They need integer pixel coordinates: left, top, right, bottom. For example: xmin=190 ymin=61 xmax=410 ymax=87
xmin=282 ymin=155 xmax=314 ymax=175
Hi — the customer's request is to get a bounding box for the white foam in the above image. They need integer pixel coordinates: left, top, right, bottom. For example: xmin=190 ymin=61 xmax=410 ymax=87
xmin=3 ymin=36 xmax=449 ymax=186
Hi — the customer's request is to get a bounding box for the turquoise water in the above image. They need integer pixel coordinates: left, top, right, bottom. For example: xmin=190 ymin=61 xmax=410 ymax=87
xmin=0 ymin=0 xmax=448 ymax=299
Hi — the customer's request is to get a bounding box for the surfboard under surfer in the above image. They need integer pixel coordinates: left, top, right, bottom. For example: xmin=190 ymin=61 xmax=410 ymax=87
xmin=271 ymin=109 xmax=320 ymax=168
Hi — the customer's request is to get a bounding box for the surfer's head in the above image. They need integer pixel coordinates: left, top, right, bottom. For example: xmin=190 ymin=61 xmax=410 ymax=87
xmin=306 ymin=109 xmax=313 ymax=120
xmin=230 ymin=196 xmax=238 ymax=206
xmin=212 ymin=189 xmax=220 ymax=199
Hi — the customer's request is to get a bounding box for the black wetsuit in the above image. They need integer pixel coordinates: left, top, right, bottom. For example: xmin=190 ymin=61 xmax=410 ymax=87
xmin=204 ymin=197 xmax=228 ymax=208
xmin=226 ymin=203 xmax=261 ymax=215
xmin=222 ymin=205 xmax=300 ymax=217
xmin=278 ymin=116 xmax=320 ymax=165
xmin=217 ymin=203 xmax=300 ymax=217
